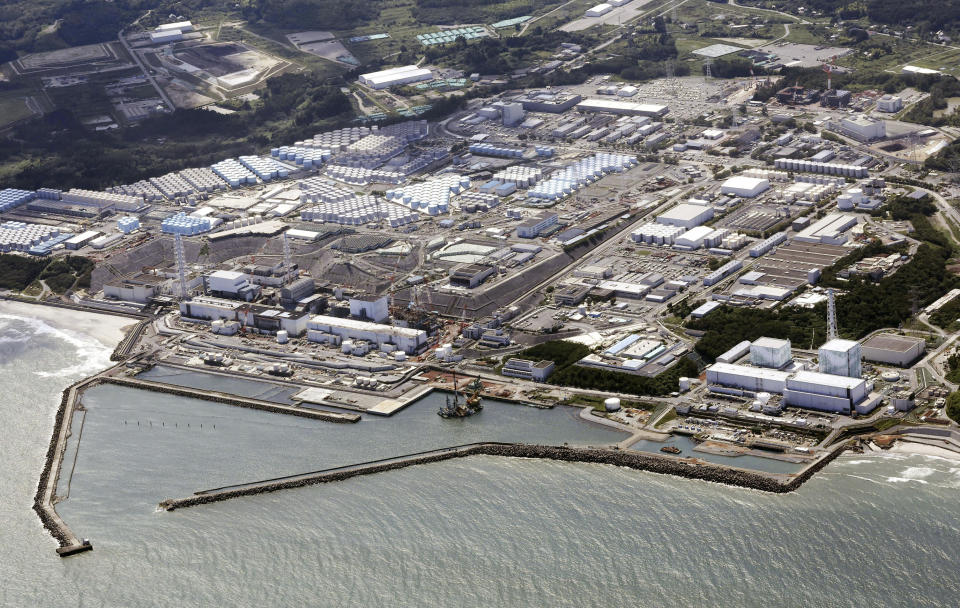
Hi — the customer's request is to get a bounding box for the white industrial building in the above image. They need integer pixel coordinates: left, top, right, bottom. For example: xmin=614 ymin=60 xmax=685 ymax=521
xmin=876 ymin=95 xmax=903 ymax=113
xmin=502 ymin=358 xmax=555 ymax=382
xmin=706 ymin=363 xmax=873 ymax=414
xmin=306 ymin=315 xmax=428 ymax=354
xmin=793 ymin=213 xmax=857 ymax=245
xmin=517 ymin=211 xmax=559 ymax=238
xmin=720 ymin=176 xmax=770 ymax=198
xmin=575 ymin=98 xmax=669 ymax=117
xmin=585 ymin=3 xmax=613 ymax=17
xmin=819 ymin=338 xmax=862 ymax=378
xmin=861 ymin=334 xmax=925 ymax=367
xmin=359 ymin=65 xmax=434 ymax=89
xmin=674 ymin=226 xmax=722 ymax=249
xmin=501 ymin=103 xmax=525 ymax=126
xmin=783 ymin=370 xmax=870 ymax=414
xmin=206 ymin=270 xmax=260 ymax=301
xmin=750 ymin=337 xmax=792 ymax=369
xmin=706 ymin=362 xmax=791 ymax=393
xmin=350 ymin=295 xmax=389 ymax=323
xmin=839 ymin=116 xmax=886 ymax=142
xmin=656 ymin=203 xmax=714 ymax=228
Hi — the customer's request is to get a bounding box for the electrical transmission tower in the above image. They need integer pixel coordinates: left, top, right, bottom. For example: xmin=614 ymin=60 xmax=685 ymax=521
xmin=174 ymin=233 xmax=188 ymax=299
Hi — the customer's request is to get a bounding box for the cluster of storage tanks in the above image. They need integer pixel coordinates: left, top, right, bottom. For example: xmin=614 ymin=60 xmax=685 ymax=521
xmin=469 ymin=143 xmax=525 ymax=158
xmin=298 ymin=178 xmax=355 ymax=204
xmin=239 ymin=156 xmax=291 ymax=182
xmin=293 ymin=126 xmax=372 ymax=152
xmin=776 ymin=181 xmax=838 ymax=203
xmin=180 ymin=167 xmax=229 ymax=193
xmin=493 ymin=166 xmax=543 ymax=187
xmin=324 ymin=165 xmax=406 ymax=186
xmin=740 ymin=168 xmax=790 ymax=183
xmin=211 ymin=159 xmax=258 ymax=187
xmin=528 ymin=153 xmax=638 ymax=201
xmin=774 ymin=158 xmax=869 ymax=178
xmin=161 ymin=211 xmax=218 ymax=235
xmin=117 ymin=216 xmax=140 ymax=234
xmin=385 ymin=175 xmax=470 ymax=215
xmin=300 ymin=195 xmax=419 ymax=227
xmin=535 ymin=146 xmax=555 ymax=157
xmin=0 ymin=221 xmax=61 ymax=252
xmin=0 ymin=189 xmax=35 ymax=212
xmin=271 ymin=145 xmax=332 ymax=168
xmin=630 ymin=222 xmax=686 ymax=245
xmin=459 ymin=192 xmax=500 ymax=213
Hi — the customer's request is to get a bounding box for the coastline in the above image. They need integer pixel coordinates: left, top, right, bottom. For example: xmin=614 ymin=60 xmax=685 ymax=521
xmin=0 ymin=299 xmax=137 ymax=347
xmin=888 ymin=441 xmax=960 ymax=461
xmin=3 ymin=300 xmax=135 ymax=555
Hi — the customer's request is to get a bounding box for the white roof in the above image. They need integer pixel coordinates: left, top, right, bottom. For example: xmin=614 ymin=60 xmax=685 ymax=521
xmin=308 ymin=314 xmax=425 ymax=338
xmin=658 ymin=203 xmax=711 ymax=221
xmin=677 ymin=225 xmax=714 ymax=241
xmin=156 ymin=21 xmax=192 ymax=31
xmin=722 ymin=176 xmax=769 ymax=191
xmin=820 ymin=338 xmax=860 ymax=352
xmin=360 ymin=65 xmax=433 ymax=86
xmin=790 ymin=369 xmax=865 ymax=389
xmin=209 ymin=270 xmax=246 ymax=280
xmin=65 ymin=230 xmax=101 ymax=243
xmin=708 ymin=362 xmax=792 ymax=382
xmin=752 ymin=337 xmax=790 ymax=349
xmin=576 ymin=98 xmax=668 ymax=115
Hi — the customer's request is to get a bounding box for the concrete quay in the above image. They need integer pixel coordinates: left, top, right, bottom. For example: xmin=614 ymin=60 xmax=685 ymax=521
xmin=101 ymin=376 xmax=361 ymax=423
xmin=159 ymin=440 xmax=851 ymax=512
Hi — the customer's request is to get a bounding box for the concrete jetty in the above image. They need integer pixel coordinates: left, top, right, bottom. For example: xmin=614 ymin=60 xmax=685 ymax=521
xmin=101 ymin=376 xmax=361 ymax=423
xmin=34 ymin=374 xmax=101 ymax=557
xmin=159 ymin=441 xmax=850 ymax=512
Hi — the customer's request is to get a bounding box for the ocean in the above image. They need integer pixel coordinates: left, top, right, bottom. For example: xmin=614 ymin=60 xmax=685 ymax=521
xmin=1 ymin=305 xmax=959 ymax=607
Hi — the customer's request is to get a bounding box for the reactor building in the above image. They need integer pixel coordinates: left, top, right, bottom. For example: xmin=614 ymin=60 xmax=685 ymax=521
xmin=818 ymin=338 xmax=862 ymax=378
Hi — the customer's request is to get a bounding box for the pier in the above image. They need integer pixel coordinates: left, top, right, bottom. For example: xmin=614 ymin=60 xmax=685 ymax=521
xmin=101 ymin=376 xmax=361 ymax=423
xmin=159 ymin=440 xmax=851 ymax=512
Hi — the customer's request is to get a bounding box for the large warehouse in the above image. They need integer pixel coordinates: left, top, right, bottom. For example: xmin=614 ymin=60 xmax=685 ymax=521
xmin=576 ymin=98 xmax=669 ymax=117
xmin=861 ymin=334 xmax=925 ymax=367
xmin=359 ymin=65 xmax=434 ymax=89
xmin=721 ymin=176 xmax=770 ymax=198
xmin=656 ymin=203 xmax=714 ymax=228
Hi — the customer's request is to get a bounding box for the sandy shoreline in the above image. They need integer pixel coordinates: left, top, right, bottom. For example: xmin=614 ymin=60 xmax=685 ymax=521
xmin=888 ymin=441 xmax=960 ymax=461
xmin=0 ymin=300 xmax=136 ymax=348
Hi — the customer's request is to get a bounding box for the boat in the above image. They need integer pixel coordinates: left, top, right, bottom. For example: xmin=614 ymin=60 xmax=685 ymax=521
xmin=660 ymin=446 xmax=682 ymax=454
xmin=438 ymin=372 xmax=483 ymax=418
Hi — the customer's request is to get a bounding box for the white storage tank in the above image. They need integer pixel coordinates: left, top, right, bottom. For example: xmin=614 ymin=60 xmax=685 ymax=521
xmin=277 ymin=330 xmax=289 ymax=344
xmin=604 ymin=398 xmax=621 ymax=412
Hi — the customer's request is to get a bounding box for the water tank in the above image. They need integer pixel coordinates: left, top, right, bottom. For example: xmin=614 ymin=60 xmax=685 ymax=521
xmin=276 ymin=330 xmax=289 ymax=344
xmin=756 ymin=392 xmax=771 ymax=405
xmin=678 ymin=377 xmax=691 ymax=391
xmin=882 ymin=371 xmax=900 ymax=382
xmin=604 ymin=398 xmax=621 ymax=412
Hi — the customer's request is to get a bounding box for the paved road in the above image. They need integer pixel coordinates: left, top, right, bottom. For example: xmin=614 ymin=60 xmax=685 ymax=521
xmin=117 ymin=29 xmax=175 ymax=111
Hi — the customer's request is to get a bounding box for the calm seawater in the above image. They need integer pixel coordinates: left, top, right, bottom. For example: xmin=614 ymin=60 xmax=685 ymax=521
xmin=2 ymin=311 xmax=959 ymax=607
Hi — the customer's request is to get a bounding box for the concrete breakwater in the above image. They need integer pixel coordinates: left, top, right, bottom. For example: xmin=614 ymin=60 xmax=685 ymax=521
xmin=160 ymin=441 xmax=849 ymax=512
xmin=33 ymin=374 xmax=98 ymax=556
xmin=101 ymin=377 xmax=361 ymax=423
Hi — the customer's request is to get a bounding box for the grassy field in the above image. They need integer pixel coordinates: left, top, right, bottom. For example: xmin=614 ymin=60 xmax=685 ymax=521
xmin=0 ymin=96 xmax=36 ymax=128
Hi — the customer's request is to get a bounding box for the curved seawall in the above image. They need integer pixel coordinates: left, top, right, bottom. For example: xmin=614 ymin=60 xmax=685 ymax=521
xmin=160 ymin=441 xmax=850 ymax=511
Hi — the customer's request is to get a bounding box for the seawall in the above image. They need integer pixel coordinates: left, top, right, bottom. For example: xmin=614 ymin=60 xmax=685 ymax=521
xmin=159 ymin=441 xmax=849 ymax=512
